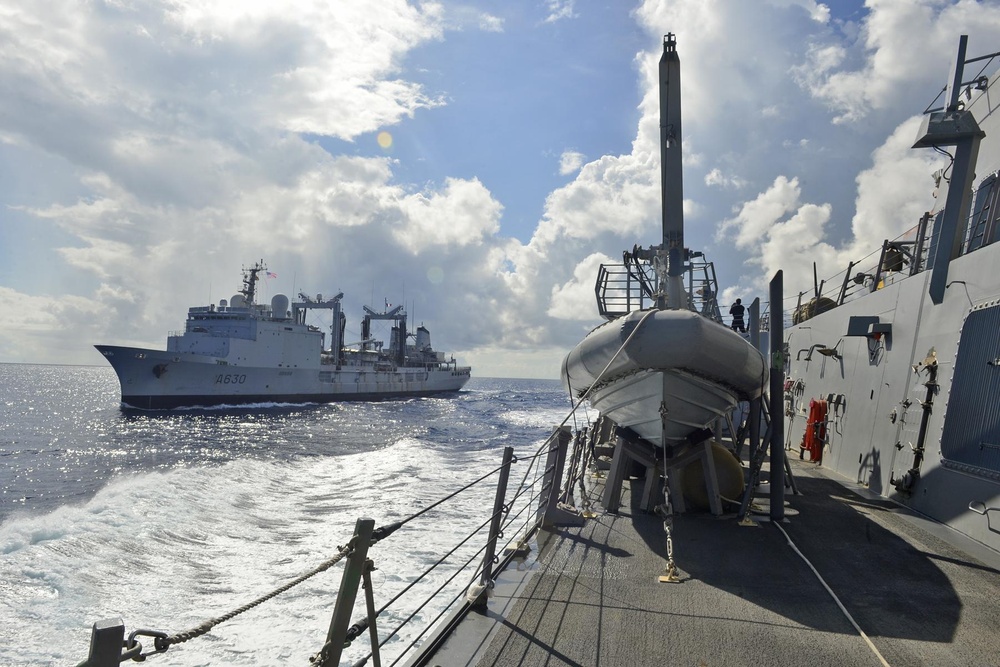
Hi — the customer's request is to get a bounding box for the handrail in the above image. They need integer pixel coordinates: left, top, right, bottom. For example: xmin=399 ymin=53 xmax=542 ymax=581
xmin=769 ymin=162 xmax=1000 ymax=325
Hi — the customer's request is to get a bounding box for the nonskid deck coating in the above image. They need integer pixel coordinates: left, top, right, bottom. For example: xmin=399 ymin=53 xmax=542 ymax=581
xmin=432 ymin=459 xmax=1000 ymax=666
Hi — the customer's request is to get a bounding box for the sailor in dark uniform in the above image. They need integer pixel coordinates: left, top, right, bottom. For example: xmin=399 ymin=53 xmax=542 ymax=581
xmin=729 ymin=298 xmax=746 ymax=333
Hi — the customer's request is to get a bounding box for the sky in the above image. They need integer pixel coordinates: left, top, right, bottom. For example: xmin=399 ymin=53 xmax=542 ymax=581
xmin=4 ymin=0 xmax=1000 ymax=379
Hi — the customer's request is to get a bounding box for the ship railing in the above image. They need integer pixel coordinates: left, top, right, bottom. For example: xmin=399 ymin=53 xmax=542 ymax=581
xmin=74 ymin=426 xmax=585 ymax=667
xmin=595 ymin=250 xmax=723 ymax=322
xmin=775 ymin=165 xmax=1000 ymax=326
xmin=595 ymin=260 xmax=656 ymax=319
xmin=685 ymin=256 xmax=724 ymax=323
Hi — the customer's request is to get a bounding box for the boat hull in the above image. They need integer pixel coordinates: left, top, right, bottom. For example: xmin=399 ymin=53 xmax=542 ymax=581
xmin=561 ymin=309 xmax=767 ymax=447
xmin=95 ymin=345 xmax=471 ymax=409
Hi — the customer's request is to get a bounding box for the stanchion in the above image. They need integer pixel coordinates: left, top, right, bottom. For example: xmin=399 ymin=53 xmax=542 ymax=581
xmin=468 ymin=446 xmax=514 ymax=607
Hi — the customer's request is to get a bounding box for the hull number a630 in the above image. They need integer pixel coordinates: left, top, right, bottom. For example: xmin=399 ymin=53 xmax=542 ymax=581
xmin=215 ymin=374 xmax=247 ymax=385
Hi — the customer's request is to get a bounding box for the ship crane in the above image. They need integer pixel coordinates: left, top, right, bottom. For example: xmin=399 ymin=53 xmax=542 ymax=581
xmin=292 ymin=292 xmax=345 ymax=361
xmin=361 ymin=305 xmax=407 ymax=366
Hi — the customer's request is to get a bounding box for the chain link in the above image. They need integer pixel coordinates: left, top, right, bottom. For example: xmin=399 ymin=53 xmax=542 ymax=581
xmin=657 ymin=400 xmax=679 ymax=583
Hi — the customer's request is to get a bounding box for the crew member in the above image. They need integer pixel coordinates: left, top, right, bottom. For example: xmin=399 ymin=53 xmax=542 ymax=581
xmin=730 ymin=298 xmax=746 ymax=333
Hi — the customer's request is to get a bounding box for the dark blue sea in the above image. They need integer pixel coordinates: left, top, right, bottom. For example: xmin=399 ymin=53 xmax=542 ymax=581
xmin=0 ymin=364 xmax=575 ymax=666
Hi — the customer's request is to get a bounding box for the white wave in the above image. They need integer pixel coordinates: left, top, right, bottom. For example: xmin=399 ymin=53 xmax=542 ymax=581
xmin=500 ymin=406 xmax=580 ymax=430
xmin=0 ymin=439 xmax=526 ymax=666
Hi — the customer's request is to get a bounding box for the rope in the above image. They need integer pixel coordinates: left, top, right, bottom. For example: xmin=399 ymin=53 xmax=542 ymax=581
xmin=773 ymin=522 xmax=892 ymax=667
xmin=382 ymin=541 xmax=490 ymax=667
xmin=575 ymin=441 xmax=595 ymax=516
xmin=165 ymin=544 xmax=352 ymax=646
xmin=559 ymin=430 xmax=585 ymax=504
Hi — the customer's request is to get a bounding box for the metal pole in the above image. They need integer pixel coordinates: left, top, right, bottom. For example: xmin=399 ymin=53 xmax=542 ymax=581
xmin=748 ymin=298 xmax=762 ymax=465
xmin=539 ymin=426 xmax=573 ymax=527
xmin=362 ymin=561 xmax=382 ymax=667
xmin=838 ymin=260 xmax=855 ymax=304
xmin=912 ymin=212 xmax=931 ymax=275
xmin=659 ymin=33 xmax=686 ymax=308
xmin=470 ymin=446 xmax=514 ymax=607
xmin=769 ymin=272 xmax=785 ymax=521
xmin=320 ymin=518 xmax=376 ymax=667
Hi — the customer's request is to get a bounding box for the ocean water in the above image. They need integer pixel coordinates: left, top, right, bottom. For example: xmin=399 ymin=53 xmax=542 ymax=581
xmin=0 ymin=364 xmax=577 ymax=666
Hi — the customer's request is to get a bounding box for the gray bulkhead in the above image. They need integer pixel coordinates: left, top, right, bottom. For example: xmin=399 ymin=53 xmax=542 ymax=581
xmin=784 ymin=53 xmax=1000 ymax=553
xmin=167 ymin=307 xmax=322 ymax=367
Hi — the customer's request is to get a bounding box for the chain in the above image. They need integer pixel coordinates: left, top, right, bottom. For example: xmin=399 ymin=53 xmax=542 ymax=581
xmin=658 ymin=478 xmax=679 ymax=582
xmin=576 ymin=434 xmax=596 ymax=518
xmin=657 ymin=400 xmax=679 ymax=583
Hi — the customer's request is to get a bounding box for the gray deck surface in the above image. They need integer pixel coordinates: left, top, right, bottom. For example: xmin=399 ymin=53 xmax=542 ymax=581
xmin=430 ymin=459 xmax=1000 ymax=667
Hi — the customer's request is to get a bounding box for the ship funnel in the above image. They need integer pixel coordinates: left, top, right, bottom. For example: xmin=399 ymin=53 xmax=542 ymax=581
xmin=415 ymin=325 xmax=431 ymax=351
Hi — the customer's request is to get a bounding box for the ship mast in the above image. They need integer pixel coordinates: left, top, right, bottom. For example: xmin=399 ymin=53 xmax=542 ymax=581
xmin=240 ymin=260 xmax=266 ymax=306
xmin=659 ymin=33 xmax=686 ymax=310
xmin=912 ymin=35 xmax=985 ymax=304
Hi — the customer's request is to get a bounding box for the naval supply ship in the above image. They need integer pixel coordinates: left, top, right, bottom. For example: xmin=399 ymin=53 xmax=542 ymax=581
xmin=96 ymin=262 xmax=470 ymax=409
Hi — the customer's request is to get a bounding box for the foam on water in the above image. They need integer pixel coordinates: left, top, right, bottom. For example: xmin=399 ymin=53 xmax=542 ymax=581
xmin=2 ymin=441 xmax=513 ymax=664
xmin=0 ymin=378 xmax=564 ymax=665
xmin=1 ymin=372 xmax=565 ymax=665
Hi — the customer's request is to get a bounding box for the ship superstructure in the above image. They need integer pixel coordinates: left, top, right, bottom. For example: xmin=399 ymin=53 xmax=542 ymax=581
xmin=782 ymin=35 xmax=1000 ymax=553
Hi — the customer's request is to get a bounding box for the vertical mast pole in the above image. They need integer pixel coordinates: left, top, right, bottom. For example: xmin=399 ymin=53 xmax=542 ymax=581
xmin=660 ymin=33 xmax=685 ymax=309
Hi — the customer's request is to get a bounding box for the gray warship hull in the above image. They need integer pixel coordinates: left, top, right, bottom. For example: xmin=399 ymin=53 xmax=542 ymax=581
xmin=96 ymin=344 xmax=470 ymax=409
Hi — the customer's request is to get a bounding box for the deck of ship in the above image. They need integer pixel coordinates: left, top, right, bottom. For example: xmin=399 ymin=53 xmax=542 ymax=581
xmin=429 ymin=457 xmax=1000 ymax=667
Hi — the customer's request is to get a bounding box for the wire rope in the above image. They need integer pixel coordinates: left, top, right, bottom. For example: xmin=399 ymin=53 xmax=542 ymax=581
xmin=773 ymin=522 xmax=892 ymax=667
